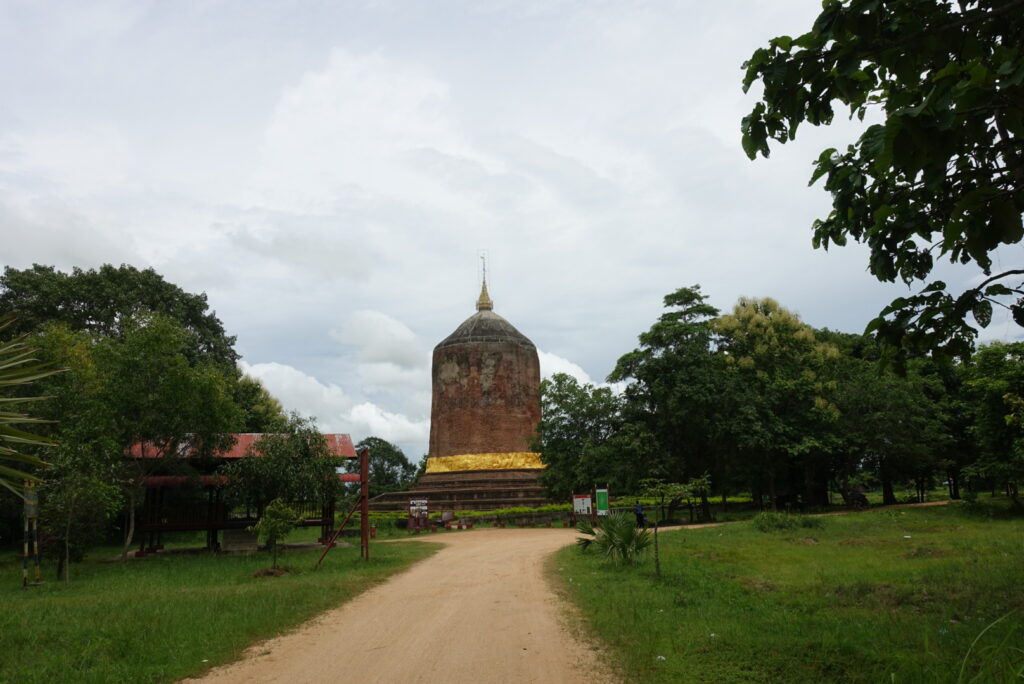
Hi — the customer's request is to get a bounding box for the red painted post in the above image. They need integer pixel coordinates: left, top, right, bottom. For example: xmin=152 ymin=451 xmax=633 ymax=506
xmin=359 ymin=446 xmax=369 ymax=560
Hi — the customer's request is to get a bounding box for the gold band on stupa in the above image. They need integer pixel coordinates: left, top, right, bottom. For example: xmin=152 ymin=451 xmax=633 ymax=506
xmin=426 ymin=452 xmax=545 ymax=473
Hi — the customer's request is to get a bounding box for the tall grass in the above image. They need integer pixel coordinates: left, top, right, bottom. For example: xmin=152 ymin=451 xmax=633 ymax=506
xmin=552 ymin=499 xmax=1024 ymax=683
xmin=0 ymin=541 xmax=438 ymax=683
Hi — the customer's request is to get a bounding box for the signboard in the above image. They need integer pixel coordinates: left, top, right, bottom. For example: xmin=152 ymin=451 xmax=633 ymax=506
xmin=409 ymin=499 xmax=429 ymax=517
xmin=573 ymin=494 xmax=592 ymax=515
xmin=595 ymin=488 xmax=610 ymax=516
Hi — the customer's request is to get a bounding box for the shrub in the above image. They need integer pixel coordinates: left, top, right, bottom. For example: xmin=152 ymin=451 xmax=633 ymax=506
xmin=752 ymin=511 xmax=823 ymax=532
xmin=576 ymin=513 xmax=652 ymax=564
xmin=249 ymin=498 xmax=299 ymax=569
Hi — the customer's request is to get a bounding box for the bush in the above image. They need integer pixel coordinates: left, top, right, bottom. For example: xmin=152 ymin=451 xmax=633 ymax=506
xmin=249 ymin=498 xmax=299 ymax=569
xmin=576 ymin=513 xmax=652 ymax=564
xmin=752 ymin=511 xmax=823 ymax=533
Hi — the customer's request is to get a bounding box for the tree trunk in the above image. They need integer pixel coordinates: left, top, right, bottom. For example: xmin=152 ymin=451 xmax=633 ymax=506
xmin=121 ymin=489 xmax=137 ymax=562
xmin=63 ymin=493 xmax=74 ymax=583
xmin=768 ymin=472 xmax=778 ymax=512
xmin=948 ymin=470 xmax=961 ymax=499
xmin=700 ymin=492 xmax=712 ymax=522
xmin=882 ymin=478 xmax=897 ymax=506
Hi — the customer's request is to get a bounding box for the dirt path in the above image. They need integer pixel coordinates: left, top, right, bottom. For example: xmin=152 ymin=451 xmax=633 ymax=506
xmin=186 ymin=528 xmax=612 ymax=684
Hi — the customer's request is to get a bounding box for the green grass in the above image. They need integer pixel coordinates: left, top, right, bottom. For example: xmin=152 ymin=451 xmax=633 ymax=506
xmin=0 ymin=540 xmax=439 ymax=683
xmin=551 ymin=499 xmax=1024 ymax=683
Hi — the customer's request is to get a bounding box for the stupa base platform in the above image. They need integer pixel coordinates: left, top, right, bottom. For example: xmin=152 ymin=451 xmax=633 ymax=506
xmin=368 ymin=469 xmax=551 ymax=512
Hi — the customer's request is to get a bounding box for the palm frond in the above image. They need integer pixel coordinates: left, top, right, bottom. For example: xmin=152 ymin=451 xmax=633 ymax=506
xmin=0 ymin=314 xmax=63 ymax=497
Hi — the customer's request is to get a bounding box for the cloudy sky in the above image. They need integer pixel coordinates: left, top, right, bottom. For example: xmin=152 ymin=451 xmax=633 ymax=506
xmin=4 ymin=0 xmax=1020 ymax=458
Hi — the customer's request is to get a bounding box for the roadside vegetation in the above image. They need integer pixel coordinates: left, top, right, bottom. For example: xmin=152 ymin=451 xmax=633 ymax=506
xmin=553 ymin=500 xmax=1023 ymax=683
xmin=0 ymin=540 xmax=438 ymax=683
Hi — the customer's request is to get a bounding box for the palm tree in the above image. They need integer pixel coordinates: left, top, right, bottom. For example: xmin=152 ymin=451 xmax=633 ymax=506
xmin=0 ymin=314 xmax=61 ymax=499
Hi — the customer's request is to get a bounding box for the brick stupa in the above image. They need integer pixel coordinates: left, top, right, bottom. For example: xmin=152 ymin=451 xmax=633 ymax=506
xmin=368 ymin=279 xmax=548 ymax=511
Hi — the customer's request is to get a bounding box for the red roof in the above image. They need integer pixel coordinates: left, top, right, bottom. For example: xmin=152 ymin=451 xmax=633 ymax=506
xmin=129 ymin=434 xmax=357 ymax=460
xmin=141 ymin=473 xmax=360 ymax=487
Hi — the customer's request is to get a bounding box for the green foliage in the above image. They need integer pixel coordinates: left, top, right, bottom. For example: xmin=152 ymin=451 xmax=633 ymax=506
xmin=249 ymin=498 xmax=299 ymax=569
xmin=751 ymin=511 xmax=824 ymax=533
xmin=234 ymin=375 xmax=289 ymax=433
xmin=576 ymin=512 xmax=652 ymax=564
xmin=0 ymin=314 xmax=62 ymax=498
xmin=962 ymin=342 xmax=1024 ymax=500
xmin=534 ymin=373 xmax=642 ymax=499
xmin=713 ymin=297 xmax=840 ymax=507
xmin=0 ymin=264 xmax=238 ymax=368
xmin=742 ymin=0 xmax=1024 ymax=365
xmin=39 ymin=471 xmax=121 ymax=580
xmin=820 ymin=329 xmax=949 ymax=505
xmin=348 ymin=437 xmax=416 ymax=498
xmin=609 ymin=286 xmax=728 ymax=489
xmin=220 ymin=415 xmax=341 ymax=514
xmin=25 ymin=315 xmax=242 ymax=567
xmin=92 ymin=315 xmax=241 ymax=458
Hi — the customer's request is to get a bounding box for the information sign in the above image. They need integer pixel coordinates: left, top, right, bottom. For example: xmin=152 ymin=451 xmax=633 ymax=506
xmin=573 ymin=494 xmax=592 ymax=515
xmin=595 ymin=488 xmax=609 ymax=516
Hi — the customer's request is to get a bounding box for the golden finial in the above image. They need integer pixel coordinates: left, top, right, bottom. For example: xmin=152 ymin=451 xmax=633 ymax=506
xmin=477 ymin=254 xmax=493 ymax=311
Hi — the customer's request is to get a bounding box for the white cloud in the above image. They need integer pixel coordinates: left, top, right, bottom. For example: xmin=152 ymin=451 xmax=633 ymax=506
xmin=249 ymin=49 xmax=488 ymax=217
xmin=333 ymin=310 xmax=427 ymax=369
xmin=239 ymin=361 xmax=355 ymax=429
xmin=538 ymin=348 xmax=594 ymax=385
xmin=240 ymin=359 xmax=429 ymax=454
xmin=348 ymin=402 xmax=429 ymax=448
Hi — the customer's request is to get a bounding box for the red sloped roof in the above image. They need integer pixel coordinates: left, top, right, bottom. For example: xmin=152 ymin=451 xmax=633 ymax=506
xmin=141 ymin=473 xmax=361 ymax=488
xmin=128 ymin=434 xmax=357 ymax=459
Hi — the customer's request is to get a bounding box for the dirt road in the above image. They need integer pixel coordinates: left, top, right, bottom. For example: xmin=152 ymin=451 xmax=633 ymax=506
xmin=186 ymin=528 xmax=612 ymax=684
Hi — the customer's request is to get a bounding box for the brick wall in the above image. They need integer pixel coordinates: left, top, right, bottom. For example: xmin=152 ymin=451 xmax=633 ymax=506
xmin=428 ymin=340 xmax=541 ymax=457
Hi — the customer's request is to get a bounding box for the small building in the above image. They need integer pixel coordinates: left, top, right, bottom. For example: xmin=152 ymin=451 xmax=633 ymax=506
xmin=128 ymin=433 xmax=356 ymax=555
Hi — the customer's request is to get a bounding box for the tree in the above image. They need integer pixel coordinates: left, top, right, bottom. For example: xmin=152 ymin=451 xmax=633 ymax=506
xmin=95 ymin=316 xmax=241 ymax=558
xmin=609 ymin=285 xmax=733 ymax=497
xmin=235 ymin=375 xmax=289 ymax=433
xmin=29 ymin=325 xmax=122 ymax=579
xmin=348 ymin=437 xmax=416 ymax=499
xmin=962 ymin=341 xmax=1024 ymax=502
xmin=0 ymin=314 xmax=61 ymax=498
xmin=219 ymin=415 xmax=341 ymax=516
xmin=249 ymin=498 xmax=299 ymax=569
xmin=532 ymin=373 xmax=647 ymax=500
xmin=0 ymin=265 xmax=284 ymax=563
xmin=0 ymin=264 xmax=238 ymax=368
xmin=28 ymin=317 xmax=241 ymax=567
xmin=819 ymin=331 xmax=948 ymax=504
xmin=742 ymin=0 xmax=1024 ymax=365
xmin=713 ymin=297 xmax=840 ymax=508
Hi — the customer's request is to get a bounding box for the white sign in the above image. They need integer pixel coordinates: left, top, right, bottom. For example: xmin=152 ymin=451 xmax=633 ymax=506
xmin=409 ymin=499 xmax=429 ymax=516
xmin=573 ymin=494 xmax=592 ymax=515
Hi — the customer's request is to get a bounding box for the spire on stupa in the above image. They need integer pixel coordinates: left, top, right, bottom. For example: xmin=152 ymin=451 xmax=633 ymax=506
xmin=476 ymin=255 xmax=493 ymax=311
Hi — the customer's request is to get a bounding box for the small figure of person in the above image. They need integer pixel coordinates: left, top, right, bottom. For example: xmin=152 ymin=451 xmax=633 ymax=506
xmin=635 ymin=501 xmax=646 ymax=529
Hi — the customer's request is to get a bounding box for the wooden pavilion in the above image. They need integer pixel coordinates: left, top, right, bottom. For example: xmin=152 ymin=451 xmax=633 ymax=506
xmin=128 ymin=433 xmax=357 ymax=556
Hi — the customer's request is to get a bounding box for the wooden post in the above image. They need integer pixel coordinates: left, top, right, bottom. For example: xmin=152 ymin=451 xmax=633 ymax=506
xmin=654 ymin=520 xmax=660 ymax=577
xmin=360 ymin=446 xmax=370 ymax=560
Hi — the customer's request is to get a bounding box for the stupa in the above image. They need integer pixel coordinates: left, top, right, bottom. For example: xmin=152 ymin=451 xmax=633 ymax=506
xmin=368 ymin=274 xmax=548 ymax=511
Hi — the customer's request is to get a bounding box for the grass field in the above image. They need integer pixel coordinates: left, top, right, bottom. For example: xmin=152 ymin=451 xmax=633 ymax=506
xmin=552 ymin=499 xmax=1023 ymax=683
xmin=0 ymin=540 xmax=438 ymax=684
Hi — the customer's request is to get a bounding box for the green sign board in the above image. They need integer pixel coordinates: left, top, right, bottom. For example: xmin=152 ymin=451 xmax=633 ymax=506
xmin=595 ymin=488 xmax=609 ymax=516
